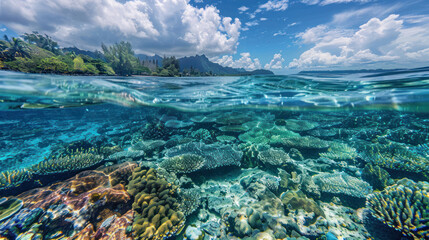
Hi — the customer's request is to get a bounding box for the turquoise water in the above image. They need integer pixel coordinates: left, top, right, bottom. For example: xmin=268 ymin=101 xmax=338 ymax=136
xmin=0 ymin=69 xmax=429 ymax=240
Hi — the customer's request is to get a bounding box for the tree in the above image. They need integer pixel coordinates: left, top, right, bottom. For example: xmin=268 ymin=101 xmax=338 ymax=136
xmin=101 ymin=41 xmax=138 ymax=76
xmin=22 ymin=32 xmax=61 ymax=55
xmin=73 ymin=56 xmax=86 ymax=73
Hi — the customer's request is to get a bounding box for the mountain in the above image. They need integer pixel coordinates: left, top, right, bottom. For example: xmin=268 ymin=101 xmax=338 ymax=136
xmin=178 ymin=55 xmax=274 ymax=76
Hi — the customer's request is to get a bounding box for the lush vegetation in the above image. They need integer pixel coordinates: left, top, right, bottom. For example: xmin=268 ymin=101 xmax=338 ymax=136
xmin=0 ymin=33 xmax=179 ymax=76
xmin=0 ymin=32 xmax=271 ymax=77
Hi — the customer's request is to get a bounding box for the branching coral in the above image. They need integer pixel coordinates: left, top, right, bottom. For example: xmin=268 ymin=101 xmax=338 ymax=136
xmin=0 ymin=169 xmax=33 ymax=191
xmin=366 ymin=179 xmax=429 ymax=239
xmin=127 ymin=167 xmax=185 ymax=240
xmin=257 ymin=148 xmax=292 ymax=167
xmin=319 ymin=142 xmax=357 ymax=161
xmin=32 ymin=148 xmax=104 ymax=175
xmin=361 ymin=144 xmax=429 ymax=179
xmin=159 ymin=154 xmax=205 ymax=174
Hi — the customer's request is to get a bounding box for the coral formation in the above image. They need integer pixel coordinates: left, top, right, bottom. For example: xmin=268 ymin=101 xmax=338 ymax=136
xmin=313 ymin=172 xmax=373 ymax=198
xmin=361 ymin=164 xmax=393 ymax=190
xmin=366 ymin=178 xmax=429 ymax=239
xmin=319 ymin=142 xmax=357 ymax=161
xmin=179 ymin=188 xmax=202 ymax=216
xmin=238 ymin=124 xmax=299 ymax=145
xmin=32 ymin=148 xmax=104 ymax=175
xmin=361 ymin=144 xmax=429 ymax=179
xmin=284 ymin=119 xmax=319 ymax=132
xmin=257 ymin=148 xmax=292 ymax=167
xmin=160 ymin=154 xmax=206 ymax=174
xmin=281 ymin=136 xmax=330 ymax=149
xmin=164 ymin=142 xmax=242 ymax=169
xmin=0 ymin=169 xmax=33 ymax=191
xmin=0 ymin=198 xmax=23 ymax=222
xmin=127 ymin=167 xmax=185 ymax=240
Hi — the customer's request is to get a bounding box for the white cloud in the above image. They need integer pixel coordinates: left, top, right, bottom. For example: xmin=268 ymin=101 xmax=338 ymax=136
xmin=0 ymin=28 xmax=6 ymax=32
xmin=194 ymin=0 xmax=203 ymax=2
xmin=212 ymin=52 xmax=262 ymax=70
xmin=265 ymin=53 xmax=284 ymax=69
xmin=245 ymin=21 xmax=259 ymax=27
xmin=259 ymin=0 xmax=289 ymax=11
xmin=301 ymin=0 xmax=370 ymax=5
xmin=289 ymin=14 xmax=429 ymax=68
xmin=238 ymin=6 xmax=249 ymax=13
xmin=260 ymin=18 xmax=268 ymax=21
xmin=0 ymin=0 xmax=241 ymax=57
xmin=273 ymin=30 xmax=287 ymax=36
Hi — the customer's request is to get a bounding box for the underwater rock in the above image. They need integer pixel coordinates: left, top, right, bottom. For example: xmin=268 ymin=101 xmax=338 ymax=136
xmin=0 ymin=208 xmax=44 ymax=239
xmin=93 ymin=210 xmax=133 ymax=240
xmin=160 ymin=154 xmax=206 ymax=174
xmin=99 ymin=161 xmax=138 ymax=186
xmin=366 ymin=178 xmax=429 ymax=239
xmin=313 ymin=172 xmax=373 ymax=199
xmin=0 ymin=198 xmax=23 ymax=222
xmin=164 ymin=142 xmax=242 ymax=169
xmin=280 ymin=190 xmax=324 ymax=220
xmin=184 ymin=225 xmax=204 ymax=240
xmin=127 ymin=167 xmax=185 ymax=240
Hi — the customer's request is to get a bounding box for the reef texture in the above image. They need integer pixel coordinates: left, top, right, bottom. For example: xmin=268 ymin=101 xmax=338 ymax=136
xmin=127 ymin=167 xmax=185 ymax=240
xmin=366 ymin=178 xmax=429 ymax=239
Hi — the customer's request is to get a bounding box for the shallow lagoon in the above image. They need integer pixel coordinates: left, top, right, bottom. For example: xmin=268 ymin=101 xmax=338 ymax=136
xmin=0 ymin=70 xmax=429 ymax=240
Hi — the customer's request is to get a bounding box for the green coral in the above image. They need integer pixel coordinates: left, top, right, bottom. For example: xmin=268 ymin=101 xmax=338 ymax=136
xmin=0 ymin=198 xmax=23 ymax=222
xmin=257 ymin=148 xmax=292 ymax=167
xmin=284 ymin=119 xmax=319 ymax=132
xmin=32 ymin=148 xmax=104 ymax=175
xmin=366 ymin=179 xmax=429 ymax=239
xmin=362 ymin=164 xmax=393 ymax=190
xmin=319 ymin=142 xmax=357 ymax=161
xmin=361 ymin=144 xmax=429 ymax=179
xmin=127 ymin=167 xmax=185 ymax=240
xmin=160 ymin=154 xmax=205 ymax=174
xmin=0 ymin=169 xmax=33 ymax=191
xmin=238 ymin=124 xmax=299 ymax=145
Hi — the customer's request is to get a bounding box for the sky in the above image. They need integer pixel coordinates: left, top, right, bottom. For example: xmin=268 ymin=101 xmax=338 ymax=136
xmin=1 ymin=0 xmax=428 ymax=74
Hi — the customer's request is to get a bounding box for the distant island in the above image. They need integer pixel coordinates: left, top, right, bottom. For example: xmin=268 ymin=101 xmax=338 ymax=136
xmin=0 ymin=32 xmax=273 ymax=77
xmin=298 ymin=67 xmax=429 ymax=77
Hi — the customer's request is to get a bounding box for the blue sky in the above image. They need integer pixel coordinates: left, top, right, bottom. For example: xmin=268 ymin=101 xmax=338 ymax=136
xmin=1 ymin=0 xmax=428 ymax=74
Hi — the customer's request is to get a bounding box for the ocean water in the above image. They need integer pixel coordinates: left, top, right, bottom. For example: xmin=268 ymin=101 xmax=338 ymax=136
xmin=0 ymin=69 xmax=429 ymax=240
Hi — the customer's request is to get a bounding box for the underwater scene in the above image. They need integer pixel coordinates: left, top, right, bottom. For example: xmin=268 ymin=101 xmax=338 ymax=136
xmin=1 ymin=69 xmax=429 ymax=240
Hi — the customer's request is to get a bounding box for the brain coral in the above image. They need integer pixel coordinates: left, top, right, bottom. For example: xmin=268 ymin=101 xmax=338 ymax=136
xmin=127 ymin=167 xmax=185 ymax=240
xmin=366 ymin=179 xmax=429 ymax=239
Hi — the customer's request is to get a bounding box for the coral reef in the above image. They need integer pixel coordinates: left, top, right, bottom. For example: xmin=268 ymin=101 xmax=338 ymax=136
xmin=319 ymin=142 xmax=357 ymax=161
xmin=127 ymin=167 xmax=185 ymax=240
xmin=238 ymin=124 xmax=299 ymax=145
xmin=179 ymin=188 xmax=202 ymax=216
xmin=281 ymin=136 xmax=330 ymax=149
xmin=0 ymin=198 xmax=23 ymax=222
xmin=361 ymin=164 xmax=393 ymax=191
xmin=164 ymin=142 xmax=242 ymax=169
xmin=0 ymin=163 xmax=133 ymax=239
xmin=313 ymin=172 xmax=373 ymax=198
xmin=0 ymin=169 xmax=33 ymax=191
xmin=284 ymin=119 xmax=319 ymax=132
xmin=361 ymin=144 xmax=429 ymax=179
xmin=31 ymin=148 xmax=104 ymax=175
xmin=257 ymin=148 xmax=292 ymax=167
xmin=366 ymin=178 xmax=429 ymax=239
xmin=160 ymin=154 xmax=206 ymax=174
